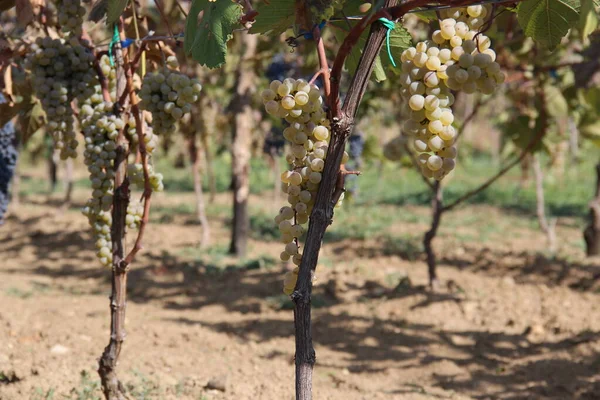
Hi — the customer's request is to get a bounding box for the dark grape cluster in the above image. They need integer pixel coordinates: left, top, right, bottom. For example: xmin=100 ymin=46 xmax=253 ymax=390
xmin=56 ymin=0 xmax=85 ymax=36
xmin=25 ymin=36 xmax=96 ymax=159
xmin=0 ymin=116 xmax=18 ymax=224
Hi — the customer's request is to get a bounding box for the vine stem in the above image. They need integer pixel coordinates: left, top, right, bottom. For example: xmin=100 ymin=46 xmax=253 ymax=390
xmin=313 ymin=26 xmax=331 ymax=105
xmin=121 ymin=18 xmax=152 ymax=266
xmin=153 ymin=0 xmax=174 ymax=39
xmin=98 ymin=20 xmax=129 ymax=400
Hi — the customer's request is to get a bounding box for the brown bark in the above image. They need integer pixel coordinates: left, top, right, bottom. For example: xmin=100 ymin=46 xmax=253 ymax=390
xmin=228 ymin=32 xmax=257 ymax=257
xmin=98 ymin=31 xmax=129 ymax=400
xmin=533 ymin=155 xmax=557 ymax=252
xmin=424 ymin=181 xmax=443 ymax=289
xmin=188 ymin=134 xmax=210 ymax=247
xmin=584 ymin=162 xmax=600 ymax=256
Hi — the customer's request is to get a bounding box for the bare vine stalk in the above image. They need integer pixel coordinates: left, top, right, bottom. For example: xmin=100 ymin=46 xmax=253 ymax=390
xmin=98 ymin=16 xmax=152 ymax=399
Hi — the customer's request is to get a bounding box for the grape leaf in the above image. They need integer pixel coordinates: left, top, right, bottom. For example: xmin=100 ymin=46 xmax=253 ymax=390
xmin=381 ymin=23 xmax=412 ymax=66
xmin=517 ymin=0 xmax=580 ymax=49
xmin=248 ymin=0 xmax=294 ymax=34
xmin=16 ymin=101 xmax=44 ymax=145
xmin=544 ymin=85 xmax=569 ymax=117
xmin=413 ymin=10 xmax=437 ymax=22
xmin=332 ymin=21 xmax=411 ymax=82
xmin=107 ymin=0 xmax=128 ymax=24
xmin=185 ymin=0 xmax=243 ymax=69
xmin=88 ymin=0 xmax=107 ymax=22
xmin=579 ymin=0 xmax=598 ymax=40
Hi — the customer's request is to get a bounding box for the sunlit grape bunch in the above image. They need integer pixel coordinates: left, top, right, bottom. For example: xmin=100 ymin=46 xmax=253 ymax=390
xmin=397 ymin=4 xmax=505 ymax=180
xmin=139 ymin=56 xmax=202 ymax=136
xmin=77 ymin=56 xmax=122 ymax=267
xmin=261 ymin=78 xmax=346 ymax=295
xmin=127 ymin=163 xmax=164 ymax=192
xmin=56 ymin=0 xmax=86 ymax=36
xmin=25 ymin=36 xmax=95 ymax=159
xmin=126 ymin=201 xmax=144 ymax=230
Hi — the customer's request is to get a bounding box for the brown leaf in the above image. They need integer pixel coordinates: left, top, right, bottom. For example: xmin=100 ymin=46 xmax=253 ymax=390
xmin=0 ymin=0 xmax=16 ymax=12
xmin=3 ymin=63 xmax=13 ymax=104
xmin=16 ymin=0 xmax=34 ymax=27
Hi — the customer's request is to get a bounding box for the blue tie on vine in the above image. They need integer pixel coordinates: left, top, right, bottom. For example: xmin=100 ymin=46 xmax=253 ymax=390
xmin=378 ymin=17 xmax=396 ymax=68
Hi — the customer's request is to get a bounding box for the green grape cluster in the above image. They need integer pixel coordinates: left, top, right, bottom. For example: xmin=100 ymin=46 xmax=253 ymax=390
xmin=261 ymin=78 xmax=346 ymax=295
xmin=78 ymin=56 xmax=122 ymax=267
xmin=397 ymin=5 xmax=504 ymax=180
xmin=56 ymin=0 xmax=85 ymax=36
xmin=139 ymin=56 xmax=202 ymax=136
xmin=25 ymin=36 xmax=96 ymax=159
xmin=127 ymin=162 xmax=164 ymax=192
xmin=126 ymin=201 xmax=143 ymax=230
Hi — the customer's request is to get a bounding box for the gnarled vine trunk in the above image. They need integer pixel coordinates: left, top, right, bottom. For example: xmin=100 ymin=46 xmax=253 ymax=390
xmin=229 ymin=32 xmax=257 ymax=257
xmin=584 ymin=162 xmax=600 ymax=256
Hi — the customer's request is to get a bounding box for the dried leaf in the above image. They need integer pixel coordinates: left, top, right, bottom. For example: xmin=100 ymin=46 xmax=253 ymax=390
xmin=0 ymin=0 xmax=16 ymax=12
xmin=3 ymin=63 xmax=13 ymax=104
xmin=15 ymin=0 xmax=34 ymax=27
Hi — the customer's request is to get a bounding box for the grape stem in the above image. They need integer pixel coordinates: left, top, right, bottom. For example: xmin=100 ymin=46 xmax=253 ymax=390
xmin=121 ymin=20 xmax=153 ymax=267
xmin=312 ymin=26 xmax=331 ymax=106
xmin=153 ymin=0 xmax=175 ymax=39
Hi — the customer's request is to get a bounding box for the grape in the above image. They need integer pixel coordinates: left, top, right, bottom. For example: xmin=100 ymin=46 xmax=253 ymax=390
xmin=262 ymin=79 xmax=335 ymax=292
xmin=395 ymin=4 xmax=503 ymax=181
xmin=139 ymin=64 xmax=201 ymax=137
xmin=56 ymin=0 xmax=85 ymax=36
xmin=25 ymin=37 xmax=96 ymax=159
xmin=0 ymin=95 xmax=18 ymax=224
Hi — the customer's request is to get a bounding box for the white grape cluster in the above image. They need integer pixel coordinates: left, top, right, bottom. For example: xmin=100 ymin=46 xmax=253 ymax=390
xmin=261 ymin=78 xmax=346 ymax=295
xmin=398 ymin=4 xmax=504 ymax=180
xmin=126 ymin=201 xmax=143 ymax=230
xmin=139 ymin=56 xmax=202 ymax=136
xmin=25 ymin=36 xmax=96 ymax=159
xmin=78 ymin=56 xmax=121 ymax=267
xmin=56 ymin=0 xmax=86 ymax=36
xmin=127 ymin=162 xmax=164 ymax=192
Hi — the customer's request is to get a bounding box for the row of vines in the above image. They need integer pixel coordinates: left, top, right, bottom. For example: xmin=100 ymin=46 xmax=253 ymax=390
xmin=0 ymin=0 xmax=599 ymax=399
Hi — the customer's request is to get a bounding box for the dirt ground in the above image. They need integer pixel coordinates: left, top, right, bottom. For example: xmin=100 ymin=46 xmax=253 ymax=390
xmin=1 ymin=186 xmax=600 ymax=400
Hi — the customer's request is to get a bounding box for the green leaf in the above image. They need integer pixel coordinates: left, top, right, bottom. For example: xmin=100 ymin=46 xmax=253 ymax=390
xmin=17 ymin=101 xmax=44 ymax=145
xmin=107 ymin=0 xmax=128 ymax=24
xmin=544 ymin=85 xmax=569 ymax=117
xmin=184 ymin=0 xmax=243 ymax=68
xmin=248 ymin=0 xmax=294 ymax=34
xmin=579 ymin=117 xmax=600 ymax=146
xmin=516 ymin=0 xmax=580 ymax=49
xmin=413 ymin=10 xmax=437 ymax=22
xmin=380 ymin=23 xmax=412 ymax=68
xmin=332 ymin=21 xmax=411 ymax=82
xmin=579 ymin=0 xmax=598 ymax=40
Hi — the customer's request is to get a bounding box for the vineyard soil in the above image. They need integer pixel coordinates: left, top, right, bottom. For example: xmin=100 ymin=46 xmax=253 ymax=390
xmin=1 ymin=179 xmax=600 ymax=399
